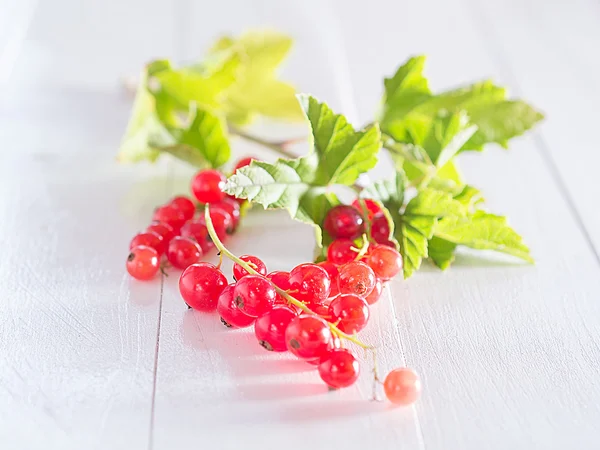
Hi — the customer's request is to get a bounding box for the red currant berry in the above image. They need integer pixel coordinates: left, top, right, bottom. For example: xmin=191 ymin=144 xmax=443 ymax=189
xmin=306 ymin=302 xmax=332 ymax=320
xmin=288 ymin=263 xmax=331 ymax=304
xmin=130 ymin=231 xmax=165 ymax=255
xmin=328 ymin=294 xmax=370 ymax=334
xmin=327 ymin=239 xmax=358 ymax=265
xmin=179 ymin=262 xmax=227 ymax=311
xmin=365 ymin=278 xmax=383 ymax=305
xmin=267 ymin=271 xmax=291 ymax=303
xmin=234 ymin=156 xmax=256 ymax=172
xmin=285 ymin=315 xmax=333 ymax=360
xmin=317 ymin=261 xmax=340 ymax=298
xmin=147 ymin=221 xmax=176 ymax=244
xmin=153 ymin=204 xmax=186 ymax=231
xmin=384 ymin=368 xmax=421 ymax=405
xmin=197 ymin=206 xmax=232 ymax=240
xmin=180 ymin=221 xmax=214 ymax=254
xmin=169 ymin=195 xmax=196 ymax=221
xmin=367 ymin=245 xmax=403 ymax=281
xmin=167 ymin=236 xmax=202 ymax=270
xmin=217 ymin=284 xmax=255 ymax=328
xmin=191 ymin=169 xmax=226 ymax=204
xmin=351 ymin=198 xmax=381 ymax=221
xmin=371 ymin=212 xmax=391 ymax=243
xmin=213 ymin=197 xmax=241 ymax=230
xmin=127 ymin=245 xmax=160 ymax=280
xmin=233 ymin=275 xmax=276 ymax=317
xmin=233 ymin=255 xmax=267 ymax=281
xmin=324 ymin=205 xmax=365 ymax=239
xmin=306 ymin=334 xmax=341 ymax=365
xmin=318 ymin=349 xmax=360 ymax=388
xmin=254 ymin=306 xmax=296 ymax=352
xmin=337 ymin=261 xmax=376 ymax=298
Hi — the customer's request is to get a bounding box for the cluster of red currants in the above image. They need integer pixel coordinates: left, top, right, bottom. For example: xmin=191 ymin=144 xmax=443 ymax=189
xmin=126 ymin=158 xmax=253 ymax=281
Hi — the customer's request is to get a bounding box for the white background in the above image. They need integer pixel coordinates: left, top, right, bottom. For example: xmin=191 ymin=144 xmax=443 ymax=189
xmin=1 ymin=0 xmax=600 ymax=449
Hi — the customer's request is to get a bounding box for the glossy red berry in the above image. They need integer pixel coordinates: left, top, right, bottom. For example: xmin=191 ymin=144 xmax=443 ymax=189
xmin=318 ymin=349 xmax=360 ymax=388
xmin=267 ymin=271 xmax=291 ymax=303
xmin=167 ymin=236 xmax=202 ymax=270
xmin=217 ymin=284 xmax=255 ymax=328
xmin=337 ymin=261 xmax=376 ymax=298
xmin=324 ymin=205 xmax=365 ymax=239
xmin=233 ymin=255 xmax=267 ymax=281
xmin=351 ymin=198 xmax=381 ymax=221
xmin=197 ymin=206 xmax=232 ymax=240
xmin=179 ymin=262 xmax=227 ymax=311
xmin=254 ymin=306 xmax=297 ymax=352
xmin=328 ymin=294 xmax=370 ymax=334
xmin=130 ymin=231 xmax=165 ymax=255
xmin=234 ymin=156 xmax=256 ymax=172
xmin=153 ymin=204 xmax=186 ymax=231
xmin=127 ymin=245 xmax=160 ymax=280
xmin=214 ymin=197 xmax=241 ymax=230
xmin=317 ymin=261 xmax=340 ymax=297
xmin=191 ymin=169 xmax=226 ymax=204
xmin=384 ymin=368 xmax=421 ymax=405
xmin=371 ymin=212 xmax=391 ymax=243
xmin=147 ymin=221 xmax=176 ymax=244
xmin=365 ymin=278 xmax=383 ymax=305
xmin=288 ymin=263 xmax=331 ymax=304
xmin=180 ymin=220 xmax=214 ymax=253
xmin=327 ymin=239 xmax=358 ymax=265
xmin=169 ymin=196 xmax=196 ymax=221
xmin=367 ymin=245 xmax=403 ymax=281
xmin=285 ymin=315 xmax=333 ymax=360
xmin=233 ymin=275 xmax=277 ymax=317
xmin=306 ymin=334 xmax=341 ymax=365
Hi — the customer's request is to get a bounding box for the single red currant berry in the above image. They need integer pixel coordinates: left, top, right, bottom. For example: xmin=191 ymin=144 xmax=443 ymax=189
xmin=217 ymin=284 xmax=255 ymax=328
xmin=197 ymin=206 xmax=232 ymax=240
xmin=328 ymin=294 xmax=370 ymax=334
xmin=367 ymin=245 xmax=403 ymax=281
xmin=191 ymin=169 xmax=226 ymax=204
xmin=213 ymin=197 xmax=241 ymax=230
xmin=130 ymin=231 xmax=165 ymax=255
xmin=254 ymin=306 xmax=297 ymax=352
xmin=327 ymin=239 xmax=358 ymax=265
xmin=318 ymin=349 xmax=360 ymax=388
xmin=351 ymin=198 xmax=381 ymax=221
xmin=306 ymin=334 xmax=341 ymax=365
xmin=288 ymin=263 xmax=331 ymax=304
xmin=180 ymin=221 xmax=214 ymax=254
xmin=147 ymin=221 xmax=176 ymax=244
xmin=234 ymin=156 xmax=256 ymax=172
xmin=384 ymin=368 xmax=421 ymax=405
xmin=233 ymin=255 xmax=267 ymax=280
xmin=167 ymin=236 xmax=202 ymax=270
xmin=306 ymin=302 xmax=332 ymax=320
xmin=153 ymin=204 xmax=186 ymax=231
xmin=365 ymin=278 xmax=383 ymax=305
xmin=267 ymin=271 xmax=291 ymax=303
xmin=324 ymin=205 xmax=365 ymax=239
xmin=317 ymin=261 xmax=340 ymax=298
xmin=127 ymin=245 xmax=160 ymax=280
xmin=233 ymin=275 xmax=276 ymax=317
xmin=337 ymin=261 xmax=376 ymax=298
xmin=371 ymin=212 xmax=391 ymax=243
xmin=169 ymin=195 xmax=196 ymax=221
xmin=285 ymin=315 xmax=333 ymax=360
xmin=179 ymin=262 xmax=227 ymax=311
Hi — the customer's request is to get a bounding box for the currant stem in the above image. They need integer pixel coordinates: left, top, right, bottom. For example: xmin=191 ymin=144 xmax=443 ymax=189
xmin=230 ymin=128 xmax=303 ymax=159
xmin=204 ymin=206 xmax=374 ymax=350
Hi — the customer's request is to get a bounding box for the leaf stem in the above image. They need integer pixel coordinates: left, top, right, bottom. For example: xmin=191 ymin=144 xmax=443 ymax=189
xmin=230 ymin=127 xmax=303 ymax=160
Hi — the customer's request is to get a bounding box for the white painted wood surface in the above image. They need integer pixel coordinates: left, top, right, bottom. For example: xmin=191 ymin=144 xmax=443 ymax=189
xmin=1 ymin=0 xmax=599 ymax=449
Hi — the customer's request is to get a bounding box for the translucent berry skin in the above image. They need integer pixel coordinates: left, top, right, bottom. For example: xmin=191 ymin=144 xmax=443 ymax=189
xmin=233 ymin=255 xmax=267 ymax=281
xmin=384 ymin=368 xmax=421 ymax=405
xmin=234 ymin=156 xmax=256 ymax=172
xmin=324 ymin=205 xmax=365 ymax=239
xmin=180 ymin=221 xmax=214 ymax=254
xmin=170 ymin=196 xmax=196 ymax=221
xmin=127 ymin=245 xmax=160 ymax=280
xmin=328 ymin=294 xmax=370 ymax=334
xmin=254 ymin=306 xmax=297 ymax=352
xmin=337 ymin=261 xmax=376 ymax=298
xmin=153 ymin=205 xmax=186 ymax=231
xmin=179 ymin=262 xmax=227 ymax=311
xmin=327 ymin=239 xmax=358 ymax=265
xmin=130 ymin=231 xmax=165 ymax=255
xmin=365 ymin=278 xmax=383 ymax=305
xmin=318 ymin=349 xmax=360 ymax=388
xmin=267 ymin=271 xmax=291 ymax=303
xmin=306 ymin=335 xmax=341 ymax=365
xmin=288 ymin=263 xmax=331 ymax=304
xmin=191 ymin=169 xmax=226 ymax=204
xmin=197 ymin=206 xmax=232 ymax=240
xmin=317 ymin=261 xmax=340 ymax=298
xmin=367 ymin=245 xmax=403 ymax=281
xmin=214 ymin=198 xmax=241 ymax=230
xmin=217 ymin=284 xmax=255 ymax=328
xmin=166 ymin=236 xmax=202 ymax=270
xmin=233 ymin=275 xmax=276 ymax=317
xmin=351 ymin=198 xmax=381 ymax=221
xmin=371 ymin=212 xmax=391 ymax=243
xmin=285 ymin=315 xmax=333 ymax=360
xmin=147 ymin=221 xmax=176 ymax=244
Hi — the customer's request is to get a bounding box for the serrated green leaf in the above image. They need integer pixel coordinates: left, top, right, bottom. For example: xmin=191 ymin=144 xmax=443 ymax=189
xmin=428 ymin=236 xmax=457 ymax=270
xmin=454 ymin=185 xmax=484 ymax=211
xmin=405 ymin=188 xmax=466 ymax=217
xmin=360 ymin=170 xmax=405 ymax=206
xmin=435 ymin=211 xmax=533 ymax=263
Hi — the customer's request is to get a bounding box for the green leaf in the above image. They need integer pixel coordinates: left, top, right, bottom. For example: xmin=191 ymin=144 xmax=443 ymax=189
xmin=405 ymin=188 xmax=466 ymax=217
xmin=454 ymin=185 xmax=484 ymax=211
xmin=434 ymin=211 xmax=533 ymax=263
xmin=359 ymin=170 xmax=405 ymax=206
xmin=428 ymin=236 xmax=457 ymax=270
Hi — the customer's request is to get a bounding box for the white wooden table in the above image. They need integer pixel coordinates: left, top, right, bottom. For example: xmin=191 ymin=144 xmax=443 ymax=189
xmin=2 ymin=0 xmax=600 ymax=448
